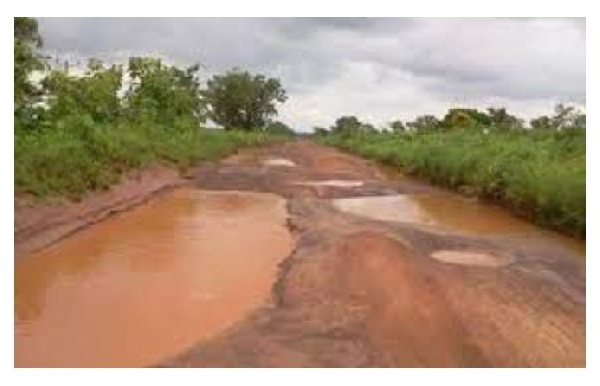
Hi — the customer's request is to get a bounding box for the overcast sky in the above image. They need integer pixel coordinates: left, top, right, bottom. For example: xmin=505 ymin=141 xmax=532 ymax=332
xmin=38 ymin=17 xmax=585 ymax=131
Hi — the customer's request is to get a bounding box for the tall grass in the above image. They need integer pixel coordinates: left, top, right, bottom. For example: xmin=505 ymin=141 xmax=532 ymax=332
xmin=15 ymin=120 xmax=280 ymax=199
xmin=319 ymin=129 xmax=585 ymax=238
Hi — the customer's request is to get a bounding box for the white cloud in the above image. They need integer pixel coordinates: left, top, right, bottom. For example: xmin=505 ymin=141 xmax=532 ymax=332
xmin=38 ymin=17 xmax=586 ymax=132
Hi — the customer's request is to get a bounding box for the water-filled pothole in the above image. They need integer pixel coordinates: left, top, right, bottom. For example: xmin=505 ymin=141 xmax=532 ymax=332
xmin=430 ymin=250 xmax=512 ymax=267
xmin=263 ymin=158 xmax=296 ymax=167
xmin=333 ymin=194 xmax=538 ymax=234
xmin=292 ymin=180 xmax=364 ymax=188
xmin=332 ymin=193 xmax=585 ymax=258
xmin=15 ymin=189 xmax=293 ymax=367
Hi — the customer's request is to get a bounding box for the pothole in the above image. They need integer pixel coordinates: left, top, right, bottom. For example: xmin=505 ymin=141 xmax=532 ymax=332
xmin=333 ymin=195 xmax=430 ymax=223
xmin=262 ymin=158 xmax=297 ymax=167
xmin=292 ymin=180 xmax=364 ymax=188
xmin=15 ymin=189 xmax=293 ymax=367
xmin=333 ymin=194 xmax=543 ymax=234
xmin=430 ymin=250 xmax=512 ymax=267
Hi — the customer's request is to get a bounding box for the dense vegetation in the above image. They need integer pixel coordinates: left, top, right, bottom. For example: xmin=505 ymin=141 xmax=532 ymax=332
xmin=317 ymin=108 xmax=585 ymax=238
xmin=15 ymin=124 xmax=273 ymax=198
xmin=14 ymin=18 xmax=290 ymax=199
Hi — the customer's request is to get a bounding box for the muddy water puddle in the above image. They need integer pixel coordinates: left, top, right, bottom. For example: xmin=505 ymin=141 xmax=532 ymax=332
xmin=430 ymin=250 xmax=513 ymax=267
xmin=333 ymin=193 xmax=585 ymax=259
xmin=262 ymin=158 xmax=297 ymax=167
xmin=15 ymin=189 xmax=293 ymax=367
xmin=291 ymin=180 xmax=365 ymax=188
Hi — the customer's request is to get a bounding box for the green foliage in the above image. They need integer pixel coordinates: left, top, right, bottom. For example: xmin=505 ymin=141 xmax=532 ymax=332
xmin=331 ymin=116 xmax=362 ymax=135
xmin=389 ymin=120 xmax=406 ymax=133
xmin=14 ymin=17 xmax=47 ymax=132
xmin=530 ymin=104 xmax=585 ymax=131
xmin=530 ymin=115 xmax=552 ymax=130
xmin=573 ymin=113 xmax=586 ymax=129
xmin=319 ymin=129 xmax=585 ymax=238
xmin=313 ymin=126 xmax=329 ymax=135
xmin=265 ymin=121 xmax=295 ymax=136
xmin=202 ymin=69 xmax=287 ymax=130
xmin=393 ymin=107 xmax=523 ymax=132
xmin=449 ymin=111 xmax=473 ymax=128
xmin=125 ymin=57 xmax=206 ymax=125
xmin=486 ymin=107 xmax=523 ymax=130
xmin=14 ymin=57 xmax=282 ymax=199
xmin=361 ymin=123 xmax=377 ymax=133
xmin=14 ymin=17 xmax=45 ymax=105
xmin=330 ymin=116 xmax=377 ymax=136
xmin=406 ymin=115 xmax=441 ymax=132
xmin=42 ymin=61 xmax=124 ymax=125
xmin=15 ymin=123 xmax=278 ymax=199
xmin=442 ymin=108 xmax=491 ymax=128
xmin=14 ymin=19 xmax=289 ymax=200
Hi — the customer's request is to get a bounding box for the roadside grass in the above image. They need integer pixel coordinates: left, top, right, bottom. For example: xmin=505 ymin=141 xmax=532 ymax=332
xmin=318 ymin=129 xmax=585 ymax=238
xmin=15 ymin=121 xmax=282 ymax=200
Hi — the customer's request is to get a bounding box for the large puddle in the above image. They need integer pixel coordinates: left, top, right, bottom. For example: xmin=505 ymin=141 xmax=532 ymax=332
xmin=15 ymin=189 xmax=293 ymax=367
xmin=333 ymin=193 xmax=585 ymax=258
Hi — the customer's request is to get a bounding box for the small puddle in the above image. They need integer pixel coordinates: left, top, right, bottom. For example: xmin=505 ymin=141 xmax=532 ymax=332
xmin=292 ymin=180 xmax=364 ymax=188
xmin=262 ymin=158 xmax=296 ymax=167
xmin=333 ymin=193 xmax=585 ymax=258
xmin=15 ymin=189 xmax=293 ymax=367
xmin=431 ymin=250 xmax=512 ymax=267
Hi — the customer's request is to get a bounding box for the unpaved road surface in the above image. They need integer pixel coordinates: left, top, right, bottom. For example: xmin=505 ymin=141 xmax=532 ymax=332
xmin=15 ymin=140 xmax=585 ymax=367
xmin=162 ymin=141 xmax=585 ymax=367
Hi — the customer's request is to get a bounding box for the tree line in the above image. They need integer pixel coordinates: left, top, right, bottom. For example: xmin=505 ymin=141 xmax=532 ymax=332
xmin=14 ymin=17 xmax=293 ymax=135
xmin=315 ymin=104 xmax=585 ymax=137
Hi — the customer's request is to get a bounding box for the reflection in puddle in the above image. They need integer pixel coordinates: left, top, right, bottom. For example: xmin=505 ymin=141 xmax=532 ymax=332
xmin=333 ymin=194 xmax=534 ymax=233
xmin=334 ymin=195 xmax=434 ymax=225
xmin=263 ymin=158 xmax=296 ymax=167
xmin=15 ymin=189 xmax=293 ymax=367
xmin=333 ymin=193 xmax=585 ymax=258
xmin=431 ymin=250 xmax=512 ymax=267
xmin=292 ymin=180 xmax=364 ymax=188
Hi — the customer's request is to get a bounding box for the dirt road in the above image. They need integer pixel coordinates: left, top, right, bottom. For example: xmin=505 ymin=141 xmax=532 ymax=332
xmin=162 ymin=140 xmax=585 ymax=367
xmin=15 ymin=140 xmax=585 ymax=367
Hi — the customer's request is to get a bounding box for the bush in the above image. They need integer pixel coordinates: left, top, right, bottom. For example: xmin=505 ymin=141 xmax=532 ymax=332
xmin=15 ymin=122 xmax=277 ymax=200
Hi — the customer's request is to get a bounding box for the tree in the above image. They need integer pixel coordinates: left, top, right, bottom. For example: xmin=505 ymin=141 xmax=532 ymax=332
xmin=15 ymin=17 xmax=47 ymax=131
xmin=530 ymin=115 xmax=552 ymax=130
xmin=43 ymin=60 xmax=123 ymax=125
xmin=442 ymin=108 xmax=490 ymax=128
xmin=449 ymin=111 xmax=473 ymax=128
xmin=406 ymin=115 xmax=441 ymax=132
xmin=313 ymin=126 xmax=329 ymax=136
xmin=360 ymin=123 xmax=377 ymax=133
xmin=14 ymin=17 xmax=45 ymax=105
xmin=551 ymin=103 xmax=585 ymax=130
xmin=573 ymin=113 xmax=586 ymax=130
xmin=124 ymin=57 xmax=206 ymax=125
xmin=265 ymin=121 xmax=295 ymax=136
xmin=552 ymin=103 xmax=575 ymax=129
xmin=202 ymin=69 xmax=287 ymax=130
xmin=330 ymin=115 xmax=362 ymax=135
xmin=389 ymin=120 xmax=406 ymax=133
xmin=529 ymin=104 xmax=585 ymax=131
xmin=486 ymin=107 xmax=523 ymax=130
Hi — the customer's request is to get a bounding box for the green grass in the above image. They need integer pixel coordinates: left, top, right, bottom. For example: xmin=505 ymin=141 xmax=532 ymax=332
xmin=318 ymin=129 xmax=585 ymax=238
xmin=15 ymin=121 xmax=282 ymax=200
